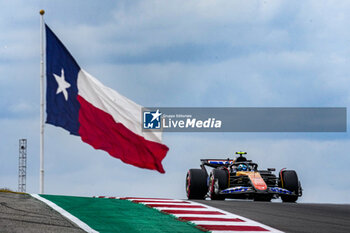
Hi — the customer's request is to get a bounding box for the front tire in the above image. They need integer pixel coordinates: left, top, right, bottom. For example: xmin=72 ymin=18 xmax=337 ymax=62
xmin=186 ymin=169 xmax=208 ymax=199
xmin=280 ymin=170 xmax=300 ymax=202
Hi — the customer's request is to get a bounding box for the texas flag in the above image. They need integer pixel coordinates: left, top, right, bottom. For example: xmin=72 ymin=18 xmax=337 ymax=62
xmin=45 ymin=24 xmax=169 ymax=173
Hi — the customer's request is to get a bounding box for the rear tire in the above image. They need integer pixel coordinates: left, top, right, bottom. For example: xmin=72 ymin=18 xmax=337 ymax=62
xmin=280 ymin=170 xmax=300 ymax=202
xmin=186 ymin=169 xmax=208 ymax=199
xmin=209 ymin=169 xmax=228 ymax=200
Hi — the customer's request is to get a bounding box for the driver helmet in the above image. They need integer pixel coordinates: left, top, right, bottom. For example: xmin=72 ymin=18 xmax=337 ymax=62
xmin=237 ymin=164 xmax=248 ymax=171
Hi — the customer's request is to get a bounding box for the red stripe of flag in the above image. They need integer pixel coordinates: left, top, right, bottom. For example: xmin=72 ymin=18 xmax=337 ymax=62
xmin=179 ymin=217 xmax=244 ymax=222
xmin=78 ymin=96 xmax=168 ymax=174
xmin=198 ymin=225 xmax=269 ymax=231
xmin=161 ymin=210 xmax=224 ymax=215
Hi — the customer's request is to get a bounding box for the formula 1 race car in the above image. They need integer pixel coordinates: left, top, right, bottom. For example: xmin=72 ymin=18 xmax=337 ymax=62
xmin=186 ymin=152 xmax=302 ymax=202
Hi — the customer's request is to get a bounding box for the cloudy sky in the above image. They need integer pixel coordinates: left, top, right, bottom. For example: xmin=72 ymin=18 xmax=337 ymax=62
xmin=1 ymin=0 xmax=350 ymax=203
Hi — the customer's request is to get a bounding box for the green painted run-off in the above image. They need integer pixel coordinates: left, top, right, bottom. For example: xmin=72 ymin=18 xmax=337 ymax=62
xmin=40 ymin=195 xmax=206 ymax=233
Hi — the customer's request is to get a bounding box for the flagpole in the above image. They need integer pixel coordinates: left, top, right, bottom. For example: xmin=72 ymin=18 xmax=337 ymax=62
xmin=39 ymin=9 xmax=45 ymax=194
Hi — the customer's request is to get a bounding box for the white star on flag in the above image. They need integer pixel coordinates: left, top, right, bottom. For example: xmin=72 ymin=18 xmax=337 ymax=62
xmin=151 ymin=109 xmax=162 ymax=122
xmin=53 ymin=68 xmax=71 ymax=101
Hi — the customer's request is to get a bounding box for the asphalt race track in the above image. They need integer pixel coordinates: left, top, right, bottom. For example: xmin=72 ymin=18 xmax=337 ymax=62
xmin=0 ymin=192 xmax=85 ymax=233
xmin=196 ymin=199 xmax=350 ymax=233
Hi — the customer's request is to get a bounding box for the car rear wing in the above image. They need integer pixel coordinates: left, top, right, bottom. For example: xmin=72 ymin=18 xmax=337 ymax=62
xmin=200 ymin=159 xmax=258 ymax=173
xmin=200 ymin=159 xmax=234 ymax=168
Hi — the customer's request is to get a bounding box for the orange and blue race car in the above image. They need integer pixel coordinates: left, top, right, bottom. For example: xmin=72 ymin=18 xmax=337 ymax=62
xmin=186 ymin=152 xmax=302 ymax=202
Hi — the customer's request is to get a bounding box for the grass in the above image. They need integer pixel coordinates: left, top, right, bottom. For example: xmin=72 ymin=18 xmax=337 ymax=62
xmin=0 ymin=188 xmax=26 ymax=194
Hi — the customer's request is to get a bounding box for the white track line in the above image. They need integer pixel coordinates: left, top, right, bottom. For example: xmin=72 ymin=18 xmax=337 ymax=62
xmin=31 ymin=194 xmax=98 ymax=233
